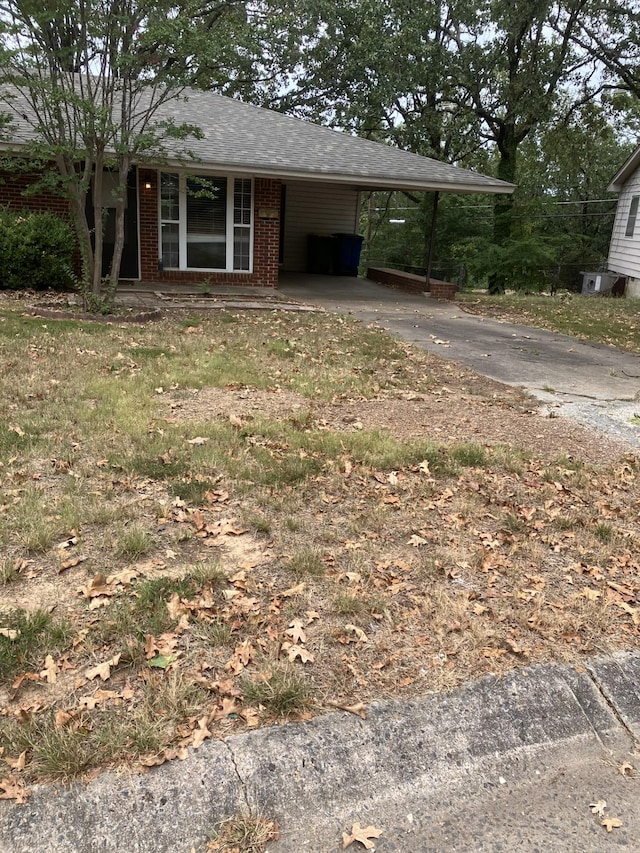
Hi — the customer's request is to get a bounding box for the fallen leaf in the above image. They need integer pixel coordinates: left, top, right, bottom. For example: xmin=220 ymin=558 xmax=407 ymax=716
xmin=191 ymin=716 xmax=212 ymax=748
xmin=601 ymin=817 xmax=622 ymax=833
xmin=0 ymin=776 xmax=30 ymax=803
xmin=282 ymin=582 xmax=306 ymax=597
xmin=285 ymin=619 xmax=307 ymax=644
xmin=327 ymin=700 xmax=367 ymax=719
xmin=409 ymin=534 xmax=428 ymax=547
xmin=148 ymin=654 xmax=177 ymax=669
xmin=4 ymin=751 xmax=26 ymax=771
xmin=187 ymin=436 xmax=209 ymax=445
xmin=589 ymin=800 xmax=607 ymax=817
xmin=345 ymin=624 xmax=368 ymax=643
xmin=342 ymin=822 xmax=383 ymax=849
xmin=86 ymin=653 xmax=121 ymax=681
xmin=54 ymin=710 xmax=75 ymax=729
xmin=285 ymin=644 xmax=315 ymax=663
xmin=40 ymin=654 xmax=59 ymax=684
xmin=618 ymin=761 xmax=634 ymax=777
xmin=0 ymin=628 xmax=18 ymax=640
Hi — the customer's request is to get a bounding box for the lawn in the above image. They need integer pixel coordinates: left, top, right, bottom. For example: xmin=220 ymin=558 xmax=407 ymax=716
xmin=0 ymin=294 xmax=639 ymax=802
xmin=457 ymin=291 xmax=640 ymax=353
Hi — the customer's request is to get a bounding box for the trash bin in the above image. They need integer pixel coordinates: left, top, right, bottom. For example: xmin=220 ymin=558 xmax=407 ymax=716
xmin=332 ymin=233 xmax=364 ymax=276
xmin=307 ymin=234 xmax=335 ymax=274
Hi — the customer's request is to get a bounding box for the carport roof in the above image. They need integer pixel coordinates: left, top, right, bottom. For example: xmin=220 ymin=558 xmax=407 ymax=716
xmin=1 ymin=84 xmax=514 ymax=195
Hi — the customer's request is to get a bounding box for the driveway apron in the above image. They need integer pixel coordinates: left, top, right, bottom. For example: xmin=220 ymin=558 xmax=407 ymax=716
xmin=279 ymin=276 xmax=640 ymax=447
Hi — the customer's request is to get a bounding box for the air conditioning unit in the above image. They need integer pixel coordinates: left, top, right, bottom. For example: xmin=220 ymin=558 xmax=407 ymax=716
xmin=580 ymin=271 xmax=623 ymax=296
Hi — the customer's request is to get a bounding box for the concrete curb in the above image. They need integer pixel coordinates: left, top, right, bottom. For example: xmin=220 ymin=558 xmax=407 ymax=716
xmin=2 ymin=653 xmax=638 ymax=852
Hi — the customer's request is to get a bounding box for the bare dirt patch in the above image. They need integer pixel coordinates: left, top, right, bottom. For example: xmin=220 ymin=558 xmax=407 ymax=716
xmin=169 ymin=357 xmax=629 ymax=465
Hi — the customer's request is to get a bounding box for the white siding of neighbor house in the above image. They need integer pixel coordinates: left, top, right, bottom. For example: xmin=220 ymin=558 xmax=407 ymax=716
xmin=608 ymin=168 xmax=640 ymax=279
xmin=282 ymin=181 xmax=360 ymax=272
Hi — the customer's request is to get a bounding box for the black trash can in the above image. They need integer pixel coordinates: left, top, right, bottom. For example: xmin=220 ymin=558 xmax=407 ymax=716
xmin=307 ymin=234 xmax=335 ymax=274
xmin=332 ymin=233 xmax=364 ymax=276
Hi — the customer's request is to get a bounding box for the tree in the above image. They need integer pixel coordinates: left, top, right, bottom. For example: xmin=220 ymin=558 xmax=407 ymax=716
xmin=0 ymin=0 xmax=249 ymax=307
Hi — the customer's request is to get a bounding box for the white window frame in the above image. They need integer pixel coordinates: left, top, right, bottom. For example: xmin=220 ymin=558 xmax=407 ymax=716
xmin=158 ymin=171 xmax=253 ymax=273
xmin=625 ymin=195 xmax=640 ymax=238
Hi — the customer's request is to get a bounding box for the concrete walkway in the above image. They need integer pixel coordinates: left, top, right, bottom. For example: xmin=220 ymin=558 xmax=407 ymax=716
xmin=279 ymin=275 xmax=640 ymax=447
xmin=3 ymin=653 xmax=639 ymax=851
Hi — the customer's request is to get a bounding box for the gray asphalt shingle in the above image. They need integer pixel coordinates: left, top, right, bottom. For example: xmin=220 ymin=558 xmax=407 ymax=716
xmin=1 ymin=83 xmax=513 ymax=194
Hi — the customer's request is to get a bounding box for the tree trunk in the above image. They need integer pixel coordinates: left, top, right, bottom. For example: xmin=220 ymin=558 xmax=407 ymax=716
xmin=92 ymin=150 xmax=105 ymax=296
xmin=488 ymin=133 xmax=517 ymax=294
xmin=108 ymin=158 xmax=131 ymax=301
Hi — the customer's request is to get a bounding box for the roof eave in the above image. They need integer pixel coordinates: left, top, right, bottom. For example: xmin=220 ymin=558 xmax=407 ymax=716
xmin=157 ymin=158 xmax=516 ymax=195
xmin=0 ymin=141 xmax=516 ymax=195
xmin=608 ymin=144 xmax=640 ymax=192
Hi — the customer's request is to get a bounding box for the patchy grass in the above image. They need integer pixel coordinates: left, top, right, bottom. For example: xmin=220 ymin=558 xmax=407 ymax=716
xmin=457 ymin=291 xmax=640 ymax=353
xmin=0 ymin=292 xmax=638 ymax=794
xmin=206 ymin=813 xmax=279 ymax=852
xmin=241 ymin=664 xmax=311 ymax=716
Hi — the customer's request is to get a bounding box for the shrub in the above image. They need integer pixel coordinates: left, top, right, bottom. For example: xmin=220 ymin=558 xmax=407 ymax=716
xmin=0 ymin=208 xmax=75 ymax=291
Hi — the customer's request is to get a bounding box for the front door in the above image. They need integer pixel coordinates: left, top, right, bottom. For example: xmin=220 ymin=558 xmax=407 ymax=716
xmin=88 ymin=168 xmax=140 ymax=279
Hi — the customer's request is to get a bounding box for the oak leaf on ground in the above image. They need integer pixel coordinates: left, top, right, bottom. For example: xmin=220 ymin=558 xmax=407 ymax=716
xmin=342 ymin=822 xmax=382 ymax=849
xmin=0 ymin=776 xmax=30 ymax=803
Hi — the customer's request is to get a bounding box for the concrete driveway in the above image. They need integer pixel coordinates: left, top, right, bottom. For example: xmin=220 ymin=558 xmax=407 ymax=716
xmin=280 ymin=275 xmax=640 ymax=447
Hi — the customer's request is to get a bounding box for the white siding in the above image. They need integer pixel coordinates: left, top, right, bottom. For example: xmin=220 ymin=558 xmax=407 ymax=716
xmin=282 ymin=181 xmax=360 ymax=272
xmin=608 ymin=169 xmax=640 ymax=278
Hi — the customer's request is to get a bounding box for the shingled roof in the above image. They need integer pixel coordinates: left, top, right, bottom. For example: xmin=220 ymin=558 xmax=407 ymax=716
xmin=1 ymin=84 xmax=514 ymax=195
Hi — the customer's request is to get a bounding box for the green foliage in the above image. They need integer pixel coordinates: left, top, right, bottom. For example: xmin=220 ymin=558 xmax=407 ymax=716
xmin=467 ymin=236 xmax=559 ymax=291
xmin=0 ymin=209 xmax=74 ymax=291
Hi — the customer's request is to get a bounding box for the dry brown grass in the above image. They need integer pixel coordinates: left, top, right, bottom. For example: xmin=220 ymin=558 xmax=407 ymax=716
xmin=0 ymin=291 xmax=638 ymax=789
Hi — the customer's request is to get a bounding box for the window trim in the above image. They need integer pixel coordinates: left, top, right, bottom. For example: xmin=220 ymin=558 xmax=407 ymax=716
xmin=158 ymin=171 xmax=253 ymax=273
xmin=625 ymin=195 xmax=640 ymax=238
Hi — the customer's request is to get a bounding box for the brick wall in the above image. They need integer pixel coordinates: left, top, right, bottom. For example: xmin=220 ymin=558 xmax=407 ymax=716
xmin=367 ymin=266 xmax=458 ymax=300
xmin=367 ymin=267 xmax=427 ymax=293
xmin=0 ymin=167 xmax=284 ymax=289
xmin=0 ymin=171 xmax=70 ymax=217
xmin=139 ymin=170 xmax=281 ymax=288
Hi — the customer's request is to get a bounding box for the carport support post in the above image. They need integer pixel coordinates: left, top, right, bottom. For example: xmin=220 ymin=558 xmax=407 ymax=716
xmin=425 ymin=191 xmax=440 ymax=291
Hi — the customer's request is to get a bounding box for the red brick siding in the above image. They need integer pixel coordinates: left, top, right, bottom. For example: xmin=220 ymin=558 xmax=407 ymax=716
xmin=367 ymin=267 xmax=427 ymax=293
xmin=0 ymin=167 xmax=283 ymax=289
xmin=139 ymin=170 xmax=281 ymax=288
xmin=0 ymin=171 xmax=70 ymax=217
xmin=367 ymin=266 xmax=458 ymax=300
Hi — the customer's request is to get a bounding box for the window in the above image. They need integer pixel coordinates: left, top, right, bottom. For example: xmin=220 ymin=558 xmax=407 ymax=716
xmin=625 ymin=195 xmax=639 ymax=238
xmin=159 ymin=173 xmax=252 ymax=271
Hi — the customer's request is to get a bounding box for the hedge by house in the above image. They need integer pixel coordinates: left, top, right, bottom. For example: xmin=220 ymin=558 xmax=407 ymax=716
xmin=0 ymin=209 xmax=75 ymax=291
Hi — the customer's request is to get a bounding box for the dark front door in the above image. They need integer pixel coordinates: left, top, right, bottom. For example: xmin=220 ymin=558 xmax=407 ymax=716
xmin=88 ymin=168 xmax=140 ymax=279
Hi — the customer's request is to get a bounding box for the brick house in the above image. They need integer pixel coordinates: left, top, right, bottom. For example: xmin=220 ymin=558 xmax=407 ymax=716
xmin=0 ymin=88 xmax=513 ymax=289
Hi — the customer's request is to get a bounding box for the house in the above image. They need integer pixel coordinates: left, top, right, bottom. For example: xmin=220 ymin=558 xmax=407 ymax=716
xmin=608 ymin=144 xmax=640 ymax=298
xmin=0 ymin=87 xmax=514 ymax=289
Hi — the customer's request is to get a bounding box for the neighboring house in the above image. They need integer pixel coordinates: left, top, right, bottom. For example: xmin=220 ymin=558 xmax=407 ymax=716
xmin=0 ymin=88 xmax=514 ymax=289
xmin=608 ymin=144 xmax=640 ymax=298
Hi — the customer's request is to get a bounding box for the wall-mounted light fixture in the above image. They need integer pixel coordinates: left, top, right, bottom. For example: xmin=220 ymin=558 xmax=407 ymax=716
xmin=144 ymin=181 xmax=152 ymax=190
